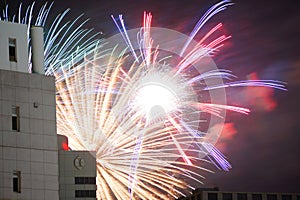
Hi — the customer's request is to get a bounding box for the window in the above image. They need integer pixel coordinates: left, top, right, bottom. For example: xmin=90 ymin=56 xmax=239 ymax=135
xmin=208 ymin=193 xmax=218 ymax=200
xmin=9 ymin=38 xmax=17 ymax=62
xmin=12 ymin=106 xmax=20 ymax=131
xmin=75 ymin=177 xmax=96 ymax=184
xmin=13 ymin=171 xmax=21 ymax=193
xmin=297 ymin=195 xmax=300 ymax=200
xmin=197 ymin=193 xmax=201 ymax=200
xmin=237 ymin=193 xmax=247 ymax=200
xmin=75 ymin=190 xmax=96 ymax=198
xmin=282 ymin=195 xmax=292 ymax=200
xmin=223 ymin=193 xmax=233 ymax=200
xmin=267 ymin=194 xmax=277 ymax=200
xmin=252 ymin=194 xmax=262 ymax=200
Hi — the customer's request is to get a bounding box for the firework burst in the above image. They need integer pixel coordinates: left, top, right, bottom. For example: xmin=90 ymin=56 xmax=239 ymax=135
xmin=55 ymin=2 xmax=285 ymax=199
xmin=1 ymin=1 xmax=286 ymax=199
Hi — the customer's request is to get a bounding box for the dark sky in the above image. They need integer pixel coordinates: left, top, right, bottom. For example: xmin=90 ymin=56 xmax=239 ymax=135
xmin=3 ymin=0 xmax=300 ymax=193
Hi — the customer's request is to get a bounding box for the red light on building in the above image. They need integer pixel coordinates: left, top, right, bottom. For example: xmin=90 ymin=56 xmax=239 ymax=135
xmin=62 ymin=142 xmax=69 ymax=151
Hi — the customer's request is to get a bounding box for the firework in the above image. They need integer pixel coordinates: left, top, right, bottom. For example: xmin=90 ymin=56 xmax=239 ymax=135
xmin=2 ymin=1 xmax=286 ymax=199
xmin=0 ymin=2 xmax=101 ymax=74
xmin=56 ymin=2 xmax=285 ymax=199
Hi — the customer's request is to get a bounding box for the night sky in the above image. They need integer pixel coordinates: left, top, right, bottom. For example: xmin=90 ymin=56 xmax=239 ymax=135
xmin=2 ymin=0 xmax=300 ymax=193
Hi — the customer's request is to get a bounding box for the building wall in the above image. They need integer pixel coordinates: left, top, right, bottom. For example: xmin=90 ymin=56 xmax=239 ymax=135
xmin=0 ymin=69 xmax=59 ymax=200
xmin=179 ymin=190 xmax=300 ymax=200
xmin=58 ymin=148 xmax=97 ymax=200
xmin=0 ymin=20 xmax=97 ymax=200
xmin=0 ymin=21 xmax=28 ymax=73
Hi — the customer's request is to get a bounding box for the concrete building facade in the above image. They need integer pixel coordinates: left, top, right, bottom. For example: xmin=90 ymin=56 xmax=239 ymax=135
xmin=0 ymin=20 xmax=97 ymax=200
xmin=0 ymin=21 xmax=59 ymax=199
xmin=58 ymin=135 xmax=97 ymax=200
xmin=0 ymin=21 xmax=28 ymax=73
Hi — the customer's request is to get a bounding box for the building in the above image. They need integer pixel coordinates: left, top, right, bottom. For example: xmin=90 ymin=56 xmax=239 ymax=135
xmin=0 ymin=21 xmax=29 ymax=73
xmin=0 ymin=20 xmax=97 ymax=200
xmin=58 ymin=135 xmax=97 ymax=200
xmin=178 ymin=188 xmax=300 ymax=200
xmin=0 ymin=20 xmax=59 ymax=200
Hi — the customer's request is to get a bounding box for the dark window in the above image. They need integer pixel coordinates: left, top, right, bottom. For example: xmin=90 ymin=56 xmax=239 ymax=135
xmin=13 ymin=171 xmax=21 ymax=193
xmin=12 ymin=106 xmax=20 ymax=131
xmin=282 ymin=195 xmax=292 ymax=200
xmin=75 ymin=177 xmax=84 ymax=184
xmin=197 ymin=193 xmax=201 ymax=200
xmin=75 ymin=190 xmax=96 ymax=198
xmin=252 ymin=194 xmax=262 ymax=200
xmin=267 ymin=194 xmax=277 ymax=200
xmin=9 ymin=38 xmax=17 ymax=62
xmin=75 ymin=177 xmax=96 ymax=184
xmin=223 ymin=193 xmax=233 ymax=200
xmin=208 ymin=193 xmax=218 ymax=200
xmin=237 ymin=193 xmax=247 ymax=200
xmin=297 ymin=195 xmax=300 ymax=200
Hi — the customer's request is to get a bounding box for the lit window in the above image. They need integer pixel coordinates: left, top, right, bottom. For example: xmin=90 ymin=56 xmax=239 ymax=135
xmin=9 ymin=38 xmax=17 ymax=62
xmin=12 ymin=106 xmax=20 ymax=131
xmin=13 ymin=171 xmax=21 ymax=193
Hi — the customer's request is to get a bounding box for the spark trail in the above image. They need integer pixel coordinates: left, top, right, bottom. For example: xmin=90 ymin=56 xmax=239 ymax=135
xmin=1 ymin=1 xmax=286 ymax=199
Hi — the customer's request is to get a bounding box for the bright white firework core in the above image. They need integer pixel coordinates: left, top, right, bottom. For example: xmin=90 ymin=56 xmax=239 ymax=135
xmin=134 ymin=83 xmax=178 ymax=120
